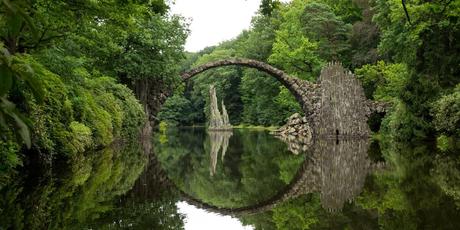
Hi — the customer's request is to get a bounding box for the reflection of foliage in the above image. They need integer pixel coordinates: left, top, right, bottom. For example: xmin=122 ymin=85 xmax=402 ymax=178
xmin=433 ymin=155 xmax=460 ymax=207
xmin=355 ymin=141 xmax=460 ymax=229
xmin=273 ymin=194 xmax=321 ymax=230
xmin=239 ymin=139 xmax=460 ymax=229
xmin=88 ymin=196 xmax=184 ymax=230
xmin=155 ymin=128 xmax=304 ymax=208
xmin=240 ymin=211 xmax=277 ymax=230
xmin=0 ymin=141 xmax=149 ymax=229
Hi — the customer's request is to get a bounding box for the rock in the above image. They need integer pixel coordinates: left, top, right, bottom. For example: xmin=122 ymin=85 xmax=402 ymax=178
xmin=272 ymin=113 xmax=313 ymax=155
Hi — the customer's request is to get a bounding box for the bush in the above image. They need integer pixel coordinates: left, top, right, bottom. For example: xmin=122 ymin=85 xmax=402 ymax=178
xmin=355 ymin=61 xmax=409 ymax=101
xmin=431 ymin=85 xmax=460 ymax=136
xmin=1 ymin=56 xmax=146 ymax=176
xmin=69 ymin=122 xmax=93 ymax=153
xmin=380 ymin=100 xmax=431 ymax=141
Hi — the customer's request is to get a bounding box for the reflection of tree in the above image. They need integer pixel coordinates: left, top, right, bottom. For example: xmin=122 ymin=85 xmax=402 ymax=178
xmin=209 ymin=131 xmax=233 ymax=176
xmin=433 ymin=155 xmax=460 ymax=207
xmin=354 ymin=141 xmax=460 ymax=229
xmin=0 ymin=140 xmax=185 ymax=229
xmin=88 ymin=153 xmax=185 ymax=229
xmin=240 ymin=141 xmax=460 ymax=229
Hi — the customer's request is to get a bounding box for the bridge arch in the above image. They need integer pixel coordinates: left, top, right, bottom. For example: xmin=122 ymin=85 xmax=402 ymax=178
xmin=180 ymin=59 xmax=386 ymax=138
xmin=180 ymin=58 xmax=320 ymax=119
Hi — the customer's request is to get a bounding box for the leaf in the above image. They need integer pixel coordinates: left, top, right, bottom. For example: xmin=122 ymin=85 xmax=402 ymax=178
xmin=2 ymin=0 xmax=39 ymax=40
xmin=0 ymin=97 xmax=32 ymax=148
xmin=6 ymin=13 xmax=23 ymax=37
xmin=15 ymin=5 xmax=39 ymax=40
xmin=10 ymin=111 xmax=31 ymax=148
xmin=11 ymin=59 xmax=44 ymax=103
xmin=0 ymin=44 xmax=12 ymax=65
xmin=0 ymin=65 xmax=13 ymax=96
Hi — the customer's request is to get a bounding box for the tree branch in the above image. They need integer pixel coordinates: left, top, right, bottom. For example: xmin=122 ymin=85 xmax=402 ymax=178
xmin=402 ymin=0 xmax=412 ymax=25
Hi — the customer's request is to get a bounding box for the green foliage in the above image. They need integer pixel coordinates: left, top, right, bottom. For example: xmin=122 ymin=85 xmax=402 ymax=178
xmin=272 ymin=195 xmax=321 ymax=230
xmin=158 ymin=94 xmax=193 ymax=126
xmin=21 ymin=59 xmax=146 ymax=157
xmin=260 ymin=0 xmax=281 ymax=16
xmin=0 ymin=0 xmax=191 ymax=178
xmin=431 ymin=85 xmax=460 ymax=136
xmin=300 ymin=2 xmax=352 ymax=63
xmin=240 ymin=69 xmax=288 ymax=126
xmin=0 ymin=130 xmax=21 ymax=183
xmin=69 ymin=122 xmax=93 ymax=153
xmin=436 ymin=135 xmax=450 ymax=152
xmin=355 ymin=61 xmax=409 ymax=101
xmin=0 ymin=43 xmax=44 ymax=149
xmin=322 ymin=0 xmax=363 ymax=24
xmin=371 ymin=0 xmax=460 ymax=139
xmin=268 ymin=0 xmax=323 ymax=80
xmin=380 ymin=100 xmax=431 ymax=141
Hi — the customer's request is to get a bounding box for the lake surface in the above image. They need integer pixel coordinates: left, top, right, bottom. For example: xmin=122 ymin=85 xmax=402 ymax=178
xmin=1 ymin=127 xmax=460 ymax=229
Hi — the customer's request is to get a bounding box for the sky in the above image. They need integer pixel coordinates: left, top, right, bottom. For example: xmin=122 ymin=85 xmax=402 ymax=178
xmin=169 ymin=0 xmax=262 ymax=52
xmin=177 ymin=202 xmax=254 ymax=230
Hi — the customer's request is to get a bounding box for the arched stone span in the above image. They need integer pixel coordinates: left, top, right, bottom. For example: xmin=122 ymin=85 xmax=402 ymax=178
xmin=181 ymin=59 xmax=388 ymax=137
xmin=180 ymin=58 xmax=321 ymax=119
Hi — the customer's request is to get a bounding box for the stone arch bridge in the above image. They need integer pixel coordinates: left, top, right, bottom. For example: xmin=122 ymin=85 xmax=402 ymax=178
xmin=180 ymin=59 xmax=386 ymax=137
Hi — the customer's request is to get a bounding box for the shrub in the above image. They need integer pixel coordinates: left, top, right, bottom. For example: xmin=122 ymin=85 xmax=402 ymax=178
xmin=431 ymin=85 xmax=460 ymax=136
xmin=2 ymin=56 xmax=146 ymax=176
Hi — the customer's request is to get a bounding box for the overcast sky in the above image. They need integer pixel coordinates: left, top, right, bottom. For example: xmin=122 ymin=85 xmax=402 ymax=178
xmin=169 ymin=0 xmax=262 ymax=52
xmin=177 ymin=202 xmax=253 ymax=230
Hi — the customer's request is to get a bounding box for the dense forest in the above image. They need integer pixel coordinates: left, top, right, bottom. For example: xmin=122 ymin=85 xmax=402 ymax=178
xmin=0 ymin=0 xmax=188 ymax=179
xmin=159 ymin=0 xmax=459 ymax=144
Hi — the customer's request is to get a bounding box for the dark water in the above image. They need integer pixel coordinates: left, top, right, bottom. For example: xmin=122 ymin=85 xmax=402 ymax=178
xmin=1 ymin=128 xmax=460 ymax=229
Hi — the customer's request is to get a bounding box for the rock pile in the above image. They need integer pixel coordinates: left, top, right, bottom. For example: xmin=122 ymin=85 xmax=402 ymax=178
xmin=271 ymin=113 xmax=313 ymax=155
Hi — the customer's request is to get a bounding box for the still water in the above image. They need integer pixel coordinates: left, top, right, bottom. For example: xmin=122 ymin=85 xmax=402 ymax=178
xmin=1 ymin=127 xmax=460 ymax=229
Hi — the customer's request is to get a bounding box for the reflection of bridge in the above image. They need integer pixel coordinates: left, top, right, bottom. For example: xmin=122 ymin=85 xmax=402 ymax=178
xmin=180 ymin=59 xmax=387 ymax=137
xmin=179 ymin=138 xmax=384 ymax=216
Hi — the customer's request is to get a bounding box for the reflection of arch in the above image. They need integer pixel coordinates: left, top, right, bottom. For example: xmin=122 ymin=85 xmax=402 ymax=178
xmin=175 ymin=138 xmax=385 ymax=216
xmin=178 ymin=155 xmax=315 ymax=216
